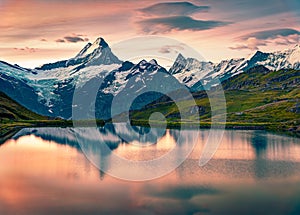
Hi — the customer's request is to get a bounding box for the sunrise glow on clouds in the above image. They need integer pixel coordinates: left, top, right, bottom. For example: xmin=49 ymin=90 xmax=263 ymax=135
xmin=0 ymin=0 xmax=299 ymax=68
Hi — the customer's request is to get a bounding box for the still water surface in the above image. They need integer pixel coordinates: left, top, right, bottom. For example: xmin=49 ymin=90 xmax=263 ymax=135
xmin=0 ymin=125 xmax=300 ymax=215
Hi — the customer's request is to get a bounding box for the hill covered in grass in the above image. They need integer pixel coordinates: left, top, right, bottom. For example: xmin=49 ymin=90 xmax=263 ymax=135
xmin=0 ymin=91 xmax=72 ymax=140
xmin=0 ymin=91 xmax=48 ymax=139
xmin=128 ymin=66 xmax=300 ymax=135
xmin=0 ymin=91 xmax=47 ymax=121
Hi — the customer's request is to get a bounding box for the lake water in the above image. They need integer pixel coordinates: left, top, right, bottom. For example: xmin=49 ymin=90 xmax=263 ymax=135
xmin=0 ymin=125 xmax=300 ymax=215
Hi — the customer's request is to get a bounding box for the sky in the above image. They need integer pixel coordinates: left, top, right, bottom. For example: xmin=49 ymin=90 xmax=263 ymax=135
xmin=0 ymin=0 xmax=300 ymax=68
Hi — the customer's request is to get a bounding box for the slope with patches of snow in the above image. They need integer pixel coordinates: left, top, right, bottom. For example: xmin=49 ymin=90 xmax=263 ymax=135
xmin=169 ymin=54 xmax=214 ymax=88
xmin=192 ymin=44 xmax=300 ymax=89
xmin=0 ymin=37 xmax=123 ymax=117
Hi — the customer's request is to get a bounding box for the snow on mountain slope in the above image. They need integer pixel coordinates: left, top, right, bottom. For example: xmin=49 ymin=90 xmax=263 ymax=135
xmin=103 ymin=59 xmax=166 ymax=95
xmin=240 ymin=44 xmax=300 ymax=72
xmin=190 ymin=44 xmax=300 ymax=89
xmin=251 ymin=44 xmax=300 ymax=71
xmin=76 ymin=37 xmax=106 ymax=58
xmin=36 ymin=37 xmax=121 ymax=71
xmin=168 ymin=53 xmax=246 ymax=90
xmin=0 ymin=61 xmax=49 ymax=115
xmin=0 ymin=37 xmax=123 ymax=117
xmin=109 ymin=58 xmax=182 ymax=115
xmin=28 ymin=37 xmax=122 ymax=108
xmin=288 ymin=45 xmax=300 ymax=66
xmin=169 ymin=54 xmax=214 ymax=87
xmin=0 ymin=60 xmax=33 ymax=78
xmin=0 ymin=37 xmax=170 ymax=118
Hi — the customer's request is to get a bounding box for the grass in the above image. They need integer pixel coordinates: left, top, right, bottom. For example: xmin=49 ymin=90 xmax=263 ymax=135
xmin=0 ymin=92 xmax=74 ymax=140
xmin=0 ymin=92 xmax=47 ymax=121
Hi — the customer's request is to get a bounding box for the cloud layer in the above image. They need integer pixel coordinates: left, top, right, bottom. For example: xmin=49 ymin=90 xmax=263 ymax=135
xmin=158 ymin=44 xmax=185 ymax=54
xmin=138 ymin=2 xmax=210 ymax=16
xmin=137 ymin=16 xmax=230 ymax=34
xmin=230 ymin=38 xmax=267 ymax=50
xmin=55 ymin=34 xmax=89 ymax=43
xmin=0 ymin=0 xmax=299 ymax=67
xmin=13 ymin=47 xmax=37 ymax=53
xmin=240 ymin=28 xmax=300 ymax=40
xmin=231 ymin=28 xmax=300 ymax=50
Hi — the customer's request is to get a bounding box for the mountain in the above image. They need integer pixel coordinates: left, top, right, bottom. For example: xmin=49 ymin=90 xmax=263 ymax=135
xmin=0 ymin=37 xmax=299 ymax=121
xmin=0 ymin=60 xmax=49 ymax=116
xmin=107 ymin=59 xmax=176 ymax=113
xmin=37 ymin=37 xmax=122 ymax=70
xmin=186 ymin=44 xmax=300 ymax=90
xmin=74 ymin=58 xmax=182 ymax=120
xmin=169 ymin=53 xmax=214 ymax=89
xmin=0 ymin=37 xmax=123 ymax=119
xmin=0 ymin=37 xmax=183 ymax=120
xmin=245 ymin=45 xmax=300 ymax=71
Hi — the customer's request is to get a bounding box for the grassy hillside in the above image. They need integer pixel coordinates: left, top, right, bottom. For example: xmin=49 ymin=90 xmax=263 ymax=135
xmin=0 ymin=91 xmax=47 ymax=121
xmin=0 ymin=91 xmax=41 ymax=138
xmin=0 ymin=91 xmax=73 ymax=139
xmin=128 ymin=66 xmax=300 ymax=135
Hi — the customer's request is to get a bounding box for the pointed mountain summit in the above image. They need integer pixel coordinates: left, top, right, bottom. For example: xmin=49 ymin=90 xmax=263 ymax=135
xmin=75 ymin=37 xmax=109 ymax=58
xmin=129 ymin=59 xmax=165 ymax=77
xmin=288 ymin=44 xmax=300 ymax=66
xmin=169 ymin=53 xmax=214 ymax=88
xmin=70 ymin=37 xmax=121 ymax=67
xmin=244 ymin=50 xmax=270 ymax=69
xmin=37 ymin=37 xmax=121 ymax=70
xmin=169 ymin=53 xmax=187 ymax=75
xmin=240 ymin=45 xmax=300 ymax=71
xmin=75 ymin=42 xmax=92 ymax=58
xmin=149 ymin=59 xmax=158 ymax=65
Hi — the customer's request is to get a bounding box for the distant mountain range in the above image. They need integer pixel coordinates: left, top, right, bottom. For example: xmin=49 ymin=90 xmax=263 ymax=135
xmin=0 ymin=37 xmax=299 ymax=120
xmin=171 ymin=44 xmax=300 ymax=91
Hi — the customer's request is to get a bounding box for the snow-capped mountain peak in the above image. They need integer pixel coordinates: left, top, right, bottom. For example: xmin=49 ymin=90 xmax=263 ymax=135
xmin=132 ymin=59 xmax=162 ymax=73
xmin=288 ymin=44 xmax=300 ymax=66
xmin=175 ymin=53 xmax=186 ymax=63
xmin=169 ymin=53 xmax=214 ymax=88
xmin=149 ymin=59 xmax=158 ymax=65
xmin=75 ymin=42 xmax=92 ymax=58
xmin=243 ymin=44 xmax=300 ymax=71
xmin=169 ymin=53 xmax=187 ymax=75
xmin=37 ymin=37 xmax=121 ymax=71
xmin=193 ymin=44 xmax=300 ymax=91
xmin=76 ymin=37 xmax=108 ymax=58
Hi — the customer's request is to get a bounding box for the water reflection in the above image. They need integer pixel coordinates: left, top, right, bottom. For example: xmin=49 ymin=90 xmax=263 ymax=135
xmin=9 ymin=126 xmax=300 ymax=181
xmin=73 ymin=124 xmax=198 ymax=181
xmin=251 ymin=130 xmax=268 ymax=158
xmin=251 ymin=131 xmax=268 ymax=179
xmin=0 ymin=126 xmax=300 ymax=214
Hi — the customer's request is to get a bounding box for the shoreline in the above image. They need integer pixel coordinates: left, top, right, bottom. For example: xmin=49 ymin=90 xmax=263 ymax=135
xmin=129 ymin=120 xmax=300 ymax=138
xmin=0 ymin=120 xmax=72 ymax=144
xmin=1 ymin=120 xmax=299 ymax=144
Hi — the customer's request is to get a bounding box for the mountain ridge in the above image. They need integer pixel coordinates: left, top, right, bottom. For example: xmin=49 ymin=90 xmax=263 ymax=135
xmin=172 ymin=43 xmax=300 ymax=91
xmin=0 ymin=37 xmax=299 ymax=120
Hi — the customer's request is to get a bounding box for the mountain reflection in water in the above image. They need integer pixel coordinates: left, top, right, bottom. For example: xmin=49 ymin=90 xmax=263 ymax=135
xmin=0 ymin=125 xmax=300 ymax=214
